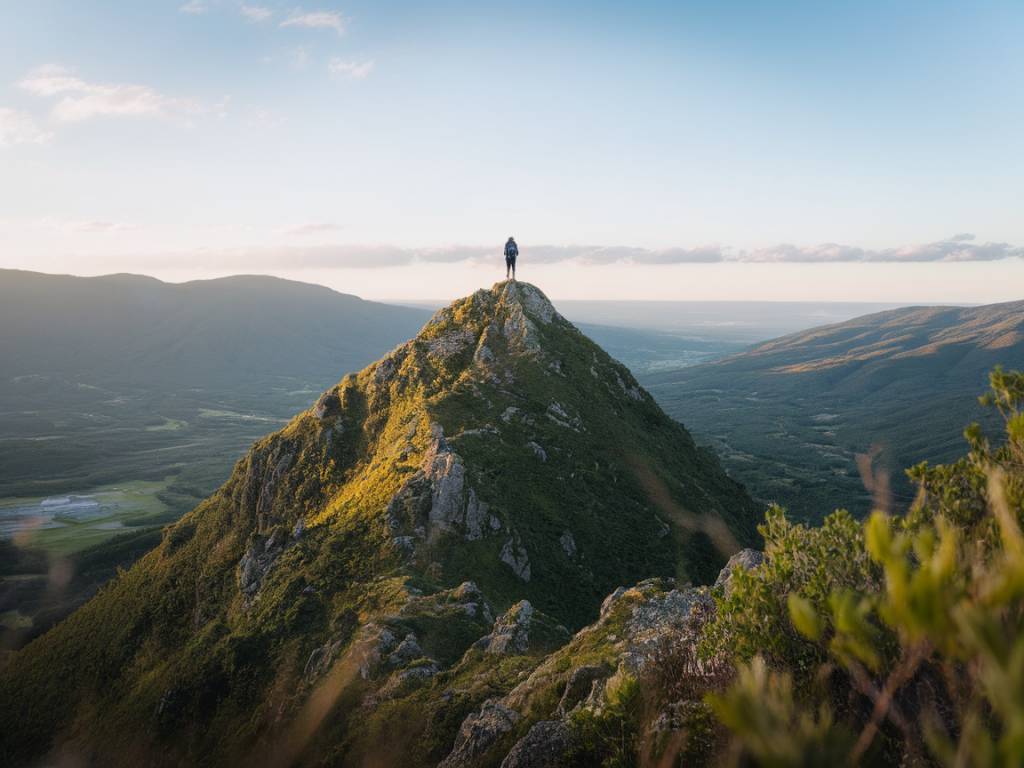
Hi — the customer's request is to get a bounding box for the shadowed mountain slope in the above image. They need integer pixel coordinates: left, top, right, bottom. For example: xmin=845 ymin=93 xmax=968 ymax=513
xmin=646 ymin=300 xmax=1024 ymax=519
xmin=0 ymin=281 xmax=759 ymax=767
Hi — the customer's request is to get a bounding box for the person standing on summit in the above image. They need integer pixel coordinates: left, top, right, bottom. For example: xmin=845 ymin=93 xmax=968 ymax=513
xmin=504 ymin=237 xmax=518 ymax=280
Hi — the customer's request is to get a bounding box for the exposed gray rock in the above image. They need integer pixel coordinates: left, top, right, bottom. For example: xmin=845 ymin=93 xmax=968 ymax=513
xmin=464 ymin=488 xmax=488 ymax=541
xmin=393 ymin=660 xmax=439 ymax=684
xmin=714 ymin=548 xmax=764 ymax=592
xmin=612 ymin=369 xmax=644 ymax=401
xmin=475 ymin=601 xmax=534 ymax=655
xmin=474 ymin=343 xmax=495 ymax=365
xmin=373 ymin=352 xmax=400 ymax=385
xmin=439 ymin=698 xmax=521 ymax=768
xmin=557 ymin=664 xmax=612 ymax=716
xmin=621 ymin=583 xmax=713 ymax=674
xmin=423 ymin=427 xmax=466 ymax=531
xmin=546 ymin=401 xmax=583 ymax=431
xmin=559 ymin=531 xmax=577 ymax=558
xmin=427 ymin=327 xmax=475 ymax=357
xmin=304 ymin=638 xmax=345 ymax=682
xmin=387 ymin=632 xmax=425 ymax=667
xmin=390 ymin=535 xmax=417 ymax=554
xmin=237 ymin=529 xmax=286 ymax=602
xmin=500 ymin=533 xmax=531 ymax=581
xmin=450 ymin=580 xmax=483 ymax=601
xmin=351 ymin=624 xmax=399 ymax=680
xmin=527 ymin=441 xmax=547 ymax=462
xmin=500 ymin=720 xmax=573 ymax=768
xmin=313 ymin=390 xmax=341 ymax=419
xmin=514 ymin=282 xmax=558 ymax=325
xmin=449 ymin=582 xmax=496 ymax=624
xmin=600 ymin=587 xmax=627 ymax=617
xmin=385 ymin=424 xmax=498 ymax=543
xmin=500 ymin=406 xmax=520 ymax=423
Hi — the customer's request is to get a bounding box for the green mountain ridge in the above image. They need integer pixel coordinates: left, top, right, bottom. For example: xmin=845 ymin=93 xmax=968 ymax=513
xmin=0 ymin=281 xmax=759 ymax=766
xmin=646 ymin=299 xmax=1024 ymax=519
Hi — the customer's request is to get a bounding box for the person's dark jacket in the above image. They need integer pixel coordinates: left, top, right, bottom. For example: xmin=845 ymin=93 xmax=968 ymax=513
xmin=505 ymin=240 xmax=518 ymax=259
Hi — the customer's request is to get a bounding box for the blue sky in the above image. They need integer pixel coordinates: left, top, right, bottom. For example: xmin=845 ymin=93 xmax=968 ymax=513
xmin=1 ymin=1 xmax=1022 ymax=301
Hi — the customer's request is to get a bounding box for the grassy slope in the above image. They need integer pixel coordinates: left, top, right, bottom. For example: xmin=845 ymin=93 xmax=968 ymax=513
xmin=0 ymin=281 xmax=759 ymax=767
xmin=646 ymin=301 xmax=1024 ymax=521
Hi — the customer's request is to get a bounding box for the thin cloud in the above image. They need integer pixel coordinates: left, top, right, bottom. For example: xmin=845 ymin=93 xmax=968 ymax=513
xmin=23 ymin=217 xmax=139 ymax=233
xmin=283 ymin=222 xmax=344 ymax=236
xmin=240 ymin=4 xmax=273 ymax=22
xmin=328 ymin=58 xmax=374 ymax=79
xmin=745 ymin=234 xmax=1024 ymax=264
xmin=280 ymin=10 xmax=346 ymax=35
xmin=18 ymin=65 xmax=204 ymax=123
xmin=0 ymin=108 xmax=52 ymax=147
xmin=97 ymin=235 xmax=1024 ymax=272
xmin=289 ymin=46 xmax=312 ymax=70
xmin=179 ymin=0 xmax=208 ymax=14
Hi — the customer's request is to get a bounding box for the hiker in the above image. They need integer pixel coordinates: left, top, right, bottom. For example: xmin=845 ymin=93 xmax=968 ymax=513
xmin=504 ymin=237 xmax=518 ymax=280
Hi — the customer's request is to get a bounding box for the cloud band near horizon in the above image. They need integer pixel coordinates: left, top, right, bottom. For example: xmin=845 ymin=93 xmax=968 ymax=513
xmin=132 ymin=234 xmax=1024 ymax=270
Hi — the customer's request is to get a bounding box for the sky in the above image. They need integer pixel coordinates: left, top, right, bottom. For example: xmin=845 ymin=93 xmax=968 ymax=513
xmin=1 ymin=1 xmax=1023 ymax=302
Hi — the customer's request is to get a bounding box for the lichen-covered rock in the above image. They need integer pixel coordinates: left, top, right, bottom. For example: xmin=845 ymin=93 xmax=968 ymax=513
xmin=427 ymin=327 xmax=476 ymax=357
xmin=475 ymin=601 xmax=534 ymax=655
xmin=713 ymin=548 xmax=764 ymax=591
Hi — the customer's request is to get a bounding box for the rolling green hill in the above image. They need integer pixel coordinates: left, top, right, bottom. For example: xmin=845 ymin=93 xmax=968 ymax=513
xmin=0 ymin=269 xmax=432 ymax=501
xmin=0 ymin=281 xmax=759 ymax=767
xmin=645 ymin=300 xmax=1024 ymax=520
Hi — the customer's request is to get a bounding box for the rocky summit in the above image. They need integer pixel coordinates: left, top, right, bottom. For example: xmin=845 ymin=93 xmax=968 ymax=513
xmin=0 ymin=280 xmax=760 ymax=767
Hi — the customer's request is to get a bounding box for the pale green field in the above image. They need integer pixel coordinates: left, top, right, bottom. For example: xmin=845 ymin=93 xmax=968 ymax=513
xmin=145 ymin=417 xmax=188 ymax=432
xmin=1 ymin=478 xmax=173 ymax=556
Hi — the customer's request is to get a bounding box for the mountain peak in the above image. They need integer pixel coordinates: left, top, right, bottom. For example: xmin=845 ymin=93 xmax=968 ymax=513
xmin=0 ymin=280 xmax=761 ymax=767
xmin=417 ymin=279 xmax=561 ymax=356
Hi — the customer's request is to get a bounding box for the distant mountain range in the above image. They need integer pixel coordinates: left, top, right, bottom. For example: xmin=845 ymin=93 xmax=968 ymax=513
xmin=0 ymin=270 xmax=432 ymax=500
xmin=646 ymin=300 xmax=1024 ymax=520
xmin=1 ymin=269 xmax=432 ymax=392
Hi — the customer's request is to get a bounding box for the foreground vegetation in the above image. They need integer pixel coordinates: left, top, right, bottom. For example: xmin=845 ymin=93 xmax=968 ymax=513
xmin=573 ymin=367 xmax=1024 ymax=766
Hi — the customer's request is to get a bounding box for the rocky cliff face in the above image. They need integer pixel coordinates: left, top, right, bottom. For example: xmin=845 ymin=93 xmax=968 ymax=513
xmin=0 ymin=281 xmax=761 ymax=767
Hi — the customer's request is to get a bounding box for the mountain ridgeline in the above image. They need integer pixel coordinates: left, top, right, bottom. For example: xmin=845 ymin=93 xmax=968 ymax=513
xmin=0 ymin=281 xmax=759 ymax=766
xmin=647 ymin=300 xmax=1024 ymax=519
